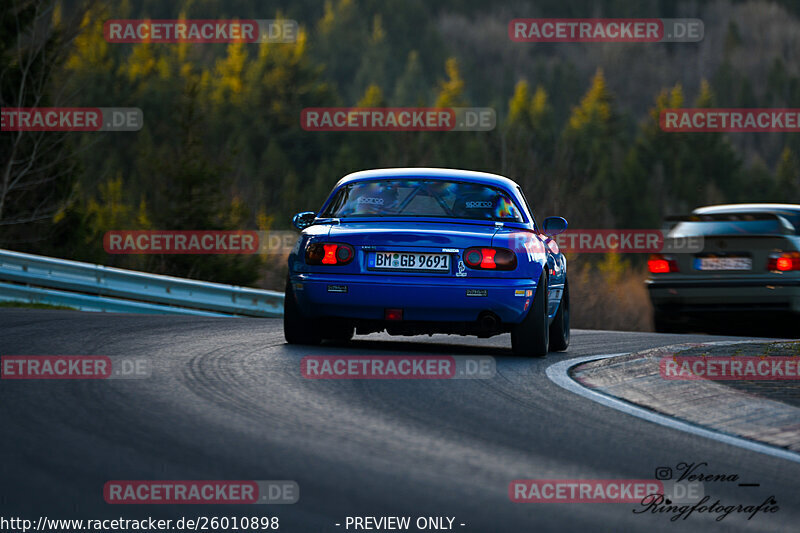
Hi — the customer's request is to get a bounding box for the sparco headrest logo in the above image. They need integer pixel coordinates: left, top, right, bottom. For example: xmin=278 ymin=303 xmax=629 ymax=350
xmin=357 ymin=197 xmax=385 ymax=205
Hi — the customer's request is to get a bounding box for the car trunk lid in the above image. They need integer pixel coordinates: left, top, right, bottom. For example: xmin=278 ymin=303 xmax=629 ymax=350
xmin=327 ymin=220 xmax=500 ymax=276
xmin=668 ymin=234 xmax=797 ymax=276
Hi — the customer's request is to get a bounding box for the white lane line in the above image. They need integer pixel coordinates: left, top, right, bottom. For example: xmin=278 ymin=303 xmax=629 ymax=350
xmin=546 ymin=353 xmax=800 ymax=465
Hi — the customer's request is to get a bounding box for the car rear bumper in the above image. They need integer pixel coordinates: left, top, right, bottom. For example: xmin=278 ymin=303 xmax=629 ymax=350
xmin=290 ymin=273 xmax=538 ymax=324
xmin=646 ymin=277 xmax=800 ymax=313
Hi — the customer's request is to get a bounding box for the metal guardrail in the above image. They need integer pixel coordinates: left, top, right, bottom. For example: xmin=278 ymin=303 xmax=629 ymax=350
xmin=0 ymin=249 xmax=283 ymax=317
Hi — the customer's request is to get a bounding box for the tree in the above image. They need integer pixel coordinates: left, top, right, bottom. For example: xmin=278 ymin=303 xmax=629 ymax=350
xmin=315 ymin=0 xmax=367 ymax=100
xmin=622 ymin=80 xmax=744 ymax=225
xmin=503 ymin=81 xmax=555 ymax=187
xmin=0 ymin=0 xmax=88 ymax=246
xmin=392 ymin=50 xmax=428 ymax=106
xmin=435 ymin=58 xmax=467 ymax=108
xmin=353 ymin=15 xmax=389 ymax=102
xmin=142 ymin=83 xmax=262 ymax=285
xmin=691 ymin=80 xmax=743 ymax=203
xmin=776 ymin=147 xmax=800 ymax=202
xmin=620 ymin=84 xmax=685 ymax=227
xmin=559 ymin=69 xmax=623 ymax=227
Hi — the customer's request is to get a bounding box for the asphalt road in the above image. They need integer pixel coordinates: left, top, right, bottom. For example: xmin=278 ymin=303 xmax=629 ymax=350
xmin=2 ymin=309 xmax=799 ymax=532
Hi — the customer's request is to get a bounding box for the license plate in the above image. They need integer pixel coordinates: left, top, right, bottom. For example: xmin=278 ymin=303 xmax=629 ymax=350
xmin=369 ymin=252 xmax=450 ymax=271
xmin=694 ymin=257 xmax=752 ymax=271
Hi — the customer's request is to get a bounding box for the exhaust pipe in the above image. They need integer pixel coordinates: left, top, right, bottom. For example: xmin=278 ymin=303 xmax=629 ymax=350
xmin=479 ymin=313 xmax=498 ymax=331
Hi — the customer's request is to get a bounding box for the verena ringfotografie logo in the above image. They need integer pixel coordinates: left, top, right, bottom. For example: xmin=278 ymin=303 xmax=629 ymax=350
xmin=103 ymin=230 xmax=299 ymax=255
xmin=660 ymin=356 xmax=800 ymax=380
xmin=639 ymin=461 xmax=779 ymax=522
xmin=104 ymin=19 xmax=298 ymax=43
xmin=510 ymin=480 xmax=663 ymax=503
xmin=301 ymin=356 xmax=495 ymax=379
xmin=1 ymin=108 xmax=142 ymax=131
xmin=661 ymin=109 xmax=800 ymax=132
xmin=1 ymin=356 xmax=150 ymax=379
xmin=301 ymin=108 xmax=496 ymax=131
xmin=509 ymin=19 xmax=703 ymax=43
xmin=103 ymin=481 xmax=298 ymax=504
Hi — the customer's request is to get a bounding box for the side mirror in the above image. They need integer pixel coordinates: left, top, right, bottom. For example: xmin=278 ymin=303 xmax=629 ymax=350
xmin=292 ymin=211 xmax=316 ymax=230
xmin=542 ymin=216 xmax=568 ymax=237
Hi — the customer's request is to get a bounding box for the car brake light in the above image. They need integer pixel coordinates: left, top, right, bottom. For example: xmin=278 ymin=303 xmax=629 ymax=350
xmin=322 ymin=244 xmax=338 ymax=264
xmin=767 ymin=252 xmax=800 ymax=272
xmin=648 ymin=254 xmax=679 ymax=273
xmin=480 ymin=249 xmax=496 ymax=268
xmin=385 ymin=308 xmax=403 ymax=321
xmin=463 ymin=247 xmax=517 ymax=271
xmin=306 ymin=243 xmax=355 ymax=265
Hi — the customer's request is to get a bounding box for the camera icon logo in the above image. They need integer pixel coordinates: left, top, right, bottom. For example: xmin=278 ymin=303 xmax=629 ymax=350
xmin=655 ymin=467 xmax=673 ymax=480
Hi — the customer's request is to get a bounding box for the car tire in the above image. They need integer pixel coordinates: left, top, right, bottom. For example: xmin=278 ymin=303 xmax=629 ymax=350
xmin=653 ymin=309 xmax=684 ymax=334
xmin=548 ymin=279 xmax=570 ymax=352
xmin=284 ymin=280 xmax=322 ymax=345
xmin=511 ymin=273 xmax=549 ymax=357
xmin=322 ymin=321 xmax=354 ymax=342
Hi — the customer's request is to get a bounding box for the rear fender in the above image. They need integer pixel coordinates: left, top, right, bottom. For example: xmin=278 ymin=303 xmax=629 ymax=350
xmin=493 ymin=229 xmax=563 ymax=317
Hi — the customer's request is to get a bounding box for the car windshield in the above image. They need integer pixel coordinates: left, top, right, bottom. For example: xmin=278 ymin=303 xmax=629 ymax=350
xmin=322 ymin=179 xmax=524 ymax=222
xmin=669 ymin=213 xmax=800 ymax=237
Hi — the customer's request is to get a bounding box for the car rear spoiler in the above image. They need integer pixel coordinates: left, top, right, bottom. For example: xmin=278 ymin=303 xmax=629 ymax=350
xmin=666 ymin=212 xmax=786 ymax=222
xmin=664 ymin=212 xmax=797 ymax=234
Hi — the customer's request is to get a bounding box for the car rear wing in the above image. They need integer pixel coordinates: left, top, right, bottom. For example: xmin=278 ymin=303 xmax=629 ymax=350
xmin=664 ymin=212 xmax=798 ymax=235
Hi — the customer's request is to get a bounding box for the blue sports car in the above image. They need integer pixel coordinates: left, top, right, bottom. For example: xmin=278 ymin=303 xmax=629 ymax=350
xmin=284 ymin=168 xmax=569 ymax=356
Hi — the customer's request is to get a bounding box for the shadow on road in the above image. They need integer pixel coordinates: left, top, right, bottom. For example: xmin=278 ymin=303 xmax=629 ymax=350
xmin=326 ymin=337 xmax=515 ymax=356
xmin=674 ymin=314 xmax=800 ymax=338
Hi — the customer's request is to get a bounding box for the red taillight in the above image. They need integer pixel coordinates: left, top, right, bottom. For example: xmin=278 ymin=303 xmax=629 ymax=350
xmin=336 ymin=244 xmax=354 ymax=263
xmin=465 ymin=249 xmax=482 ymax=267
xmin=767 ymin=252 xmax=800 ymax=272
xmin=648 ymin=254 xmax=678 ymax=273
xmin=480 ymin=249 xmax=497 ymax=269
xmin=385 ymin=308 xmax=403 ymax=321
xmin=648 ymin=259 xmax=670 ymax=273
xmin=305 ymin=243 xmax=324 ymax=264
xmin=463 ymin=247 xmax=517 ymax=271
xmin=464 ymin=248 xmax=517 ymax=270
xmin=306 ymin=243 xmax=355 ymax=265
xmin=322 ymin=244 xmax=338 ymax=264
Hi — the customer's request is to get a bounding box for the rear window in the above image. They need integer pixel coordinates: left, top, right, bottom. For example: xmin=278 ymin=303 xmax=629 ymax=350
xmin=669 ymin=213 xmax=800 ymax=237
xmin=322 ymin=179 xmax=524 ymax=222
